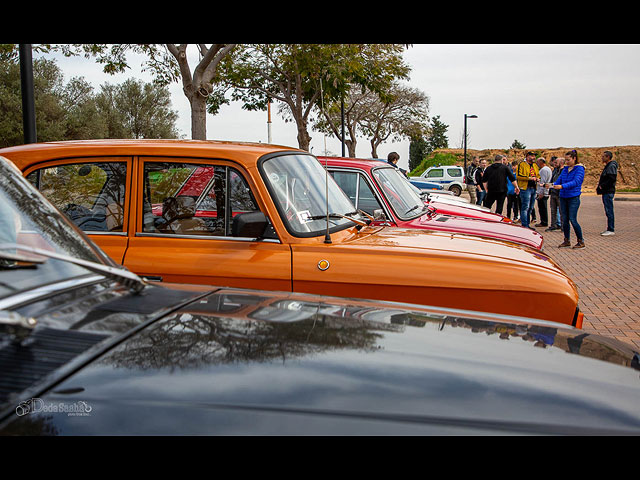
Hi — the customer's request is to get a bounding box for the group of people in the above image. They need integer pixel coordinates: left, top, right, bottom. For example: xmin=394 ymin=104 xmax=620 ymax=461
xmin=465 ymin=150 xmax=618 ymax=249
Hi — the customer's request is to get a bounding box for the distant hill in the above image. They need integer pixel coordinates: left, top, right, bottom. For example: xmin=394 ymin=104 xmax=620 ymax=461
xmin=419 ymin=146 xmax=640 ymax=191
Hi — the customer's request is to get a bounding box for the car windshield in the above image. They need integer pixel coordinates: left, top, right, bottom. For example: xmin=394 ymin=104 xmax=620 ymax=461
xmin=261 ymin=154 xmax=358 ymax=236
xmin=372 ymin=167 xmax=426 ymax=219
xmin=0 ymin=157 xmax=105 ymax=301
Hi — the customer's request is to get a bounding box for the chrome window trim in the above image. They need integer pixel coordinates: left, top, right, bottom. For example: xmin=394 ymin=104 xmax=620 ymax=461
xmin=134 ymin=232 xmax=281 ymax=243
xmin=0 ymin=274 xmax=105 ymax=311
xmin=84 ymin=231 xmax=128 ymax=236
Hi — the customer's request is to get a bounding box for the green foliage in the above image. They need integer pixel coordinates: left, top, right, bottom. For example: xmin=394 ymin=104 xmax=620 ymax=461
xmin=510 ymin=139 xmax=526 ymax=149
xmin=426 ymin=115 xmax=449 ymax=152
xmin=410 ymin=152 xmax=462 ymax=176
xmin=0 ymin=55 xmax=181 ymax=147
xmin=409 ymin=137 xmax=428 ymax=172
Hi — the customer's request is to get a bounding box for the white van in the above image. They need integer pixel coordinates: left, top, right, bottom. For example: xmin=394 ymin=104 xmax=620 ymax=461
xmin=411 ymin=165 xmax=466 ymax=196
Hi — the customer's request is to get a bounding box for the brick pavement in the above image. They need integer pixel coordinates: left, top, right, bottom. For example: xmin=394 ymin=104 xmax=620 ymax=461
xmin=470 ymin=192 xmax=640 ymax=349
xmin=541 ymin=194 xmax=640 ymax=349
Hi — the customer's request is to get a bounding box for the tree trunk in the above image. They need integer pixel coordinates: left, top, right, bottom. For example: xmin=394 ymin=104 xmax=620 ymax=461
xmin=296 ymin=117 xmax=311 ymax=151
xmin=190 ymin=94 xmax=207 ymax=140
xmin=370 ymin=139 xmax=378 ymax=159
xmin=346 ymin=139 xmax=357 ymax=158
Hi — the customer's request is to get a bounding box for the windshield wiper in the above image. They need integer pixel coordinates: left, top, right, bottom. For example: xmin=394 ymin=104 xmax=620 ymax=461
xmin=0 ymin=243 xmax=146 ymax=294
xmin=404 ymin=204 xmax=426 ymax=216
xmin=308 ymin=212 xmax=369 ymax=227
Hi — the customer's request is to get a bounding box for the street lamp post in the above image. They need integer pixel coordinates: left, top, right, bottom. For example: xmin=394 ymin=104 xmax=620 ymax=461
xmin=463 ymin=114 xmax=478 ymax=176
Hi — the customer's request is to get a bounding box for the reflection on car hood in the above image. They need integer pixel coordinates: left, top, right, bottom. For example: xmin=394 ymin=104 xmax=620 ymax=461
xmin=341 ymin=225 xmax=558 ymax=274
xmin=404 ymin=213 xmax=544 ymax=250
xmin=3 ymin=288 xmax=639 ymax=435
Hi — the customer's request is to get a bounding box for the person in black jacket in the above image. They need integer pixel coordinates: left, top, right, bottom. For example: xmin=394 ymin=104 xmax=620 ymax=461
xmin=597 ymin=150 xmax=618 ymax=236
xmin=475 ymin=158 xmax=487 ymax=205
xmin=481 ymin=155 xmax=519 ymax=214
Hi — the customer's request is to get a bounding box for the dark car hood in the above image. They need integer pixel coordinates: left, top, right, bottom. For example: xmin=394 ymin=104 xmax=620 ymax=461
xmin=3 ymin=288 xmax=639 ymax=435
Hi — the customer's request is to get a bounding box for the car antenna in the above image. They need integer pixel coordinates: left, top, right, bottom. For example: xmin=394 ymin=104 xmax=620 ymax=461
xmin=319 ymin=78 xmax=331 ymax=244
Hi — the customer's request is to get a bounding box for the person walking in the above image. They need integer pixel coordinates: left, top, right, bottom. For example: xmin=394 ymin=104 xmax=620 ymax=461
xmin=551 ymin=150 xmax=585 ymax=249
xmin=596 ymin=150 xmax=618 ymax=236
xmin=465 ymin=156 xmax=479 ymax=204
xmin=546 ymin=157 xmax=564 ymax=231
xmin=475 ymin=159 xmax=487 ymax=206
xmin=516 ymin=152 xmax=539 ymax=229
xmin=535 ymin=157 xmax=552 ymax=227
xmin=482 ymin=155 xmax=519 ymax=214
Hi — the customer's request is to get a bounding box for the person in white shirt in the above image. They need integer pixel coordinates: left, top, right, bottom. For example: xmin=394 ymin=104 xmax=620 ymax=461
xmin=535 ymin=157 xmax=552 ymax=227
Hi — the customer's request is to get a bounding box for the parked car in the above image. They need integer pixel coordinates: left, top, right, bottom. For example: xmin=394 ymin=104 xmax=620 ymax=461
xmin=320 ymin=157 xmax=543 ymax=250
xmin=1 ymin=141 xmax=580 ymax=327
xmin=411 ymin=165 xmax=466 ymax=196
xmin=406 ymin=177 xmax=444 ymax=191
xmin=1 ymin=156 xmax=639 ymax=435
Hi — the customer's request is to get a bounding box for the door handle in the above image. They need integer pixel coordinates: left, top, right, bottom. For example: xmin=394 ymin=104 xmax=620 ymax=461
xmin=141 ymin=275 xmax=163 ymax=282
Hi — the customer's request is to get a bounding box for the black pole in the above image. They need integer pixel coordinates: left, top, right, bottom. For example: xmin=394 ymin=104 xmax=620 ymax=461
xmin=463 ymin=114 xmax=468 ymax=174
xmin=341 ymin=97 xmax=345 ymax=157
xmin=19 ymin=44 xmax=37 ymax=144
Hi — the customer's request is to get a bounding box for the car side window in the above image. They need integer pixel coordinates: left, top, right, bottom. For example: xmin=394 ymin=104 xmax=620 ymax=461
xmin=142 ymin=162 xmax=259 ymax=237
xmin=426 ymin=169 xmax=443 ymax=178
xmin=330 ymin=171 xmax=357 ymax=205
xmin=356 ymin=174 xmax=383 ymax=214
xmin=26 ymin=161 xmax=127 ymax=232
xmin=447 ymin=168 xmax=462 ymax=177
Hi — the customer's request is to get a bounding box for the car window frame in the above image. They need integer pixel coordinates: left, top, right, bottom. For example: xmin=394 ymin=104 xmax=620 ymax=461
xmin=22 ymin=156 xmax=132 ymax=237
xmin=426 ymin=168 xmax=444 ymax=179
xmin=258 ymin=152 xmax=357 ymax=239
xmin=370 ymin=165 xmax=426 ymax=221
xmin=328 ymin=166 xmax=393 ymax=221
xmin=134 ymin=156 xmax=280 ymax=243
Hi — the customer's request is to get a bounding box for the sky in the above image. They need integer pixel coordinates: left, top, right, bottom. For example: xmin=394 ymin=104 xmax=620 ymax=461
xmin=39 ymin=44 xmax=640 ymax=172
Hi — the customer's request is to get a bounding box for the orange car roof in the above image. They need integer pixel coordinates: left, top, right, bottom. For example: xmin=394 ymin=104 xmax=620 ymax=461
xmin=0 ymin=139 xmax=306 ymax=171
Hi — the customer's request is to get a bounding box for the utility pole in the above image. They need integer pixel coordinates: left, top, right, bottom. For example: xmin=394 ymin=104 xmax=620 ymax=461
xmin=19 ymin=44 xmax=37 ymax=144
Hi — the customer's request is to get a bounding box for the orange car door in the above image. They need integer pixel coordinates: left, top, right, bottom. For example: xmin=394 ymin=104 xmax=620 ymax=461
xmin=122 ymin=157 xmax=292 ymax=291
xmin=24 ymin=157 xmax=132 ymax=264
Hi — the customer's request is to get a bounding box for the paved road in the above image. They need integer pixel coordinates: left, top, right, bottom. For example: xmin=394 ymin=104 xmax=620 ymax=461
xmin=463 ymin=191 xmax=640 ymax=349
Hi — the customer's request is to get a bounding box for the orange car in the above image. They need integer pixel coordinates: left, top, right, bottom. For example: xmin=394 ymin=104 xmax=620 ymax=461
xmin=0 ymin=140 xmax=583 ymax=327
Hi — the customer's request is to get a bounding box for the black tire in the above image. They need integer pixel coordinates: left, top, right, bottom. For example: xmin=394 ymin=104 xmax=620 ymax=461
xmin=449 ymin=185 xmax=462 ymax=196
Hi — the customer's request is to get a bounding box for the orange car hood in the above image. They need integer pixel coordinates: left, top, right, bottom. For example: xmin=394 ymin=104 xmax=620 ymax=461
xmin=339 ymin=225 xmax=562 ymax=274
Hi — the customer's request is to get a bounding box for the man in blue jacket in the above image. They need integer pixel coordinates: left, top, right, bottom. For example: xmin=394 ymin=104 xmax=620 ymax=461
xmin=597 ymin=151 xmax=618 ymax=236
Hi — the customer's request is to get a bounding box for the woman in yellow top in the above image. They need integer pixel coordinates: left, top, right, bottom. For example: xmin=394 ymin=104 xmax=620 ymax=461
xmin=516 ymin=152 xmax=540 ymax=229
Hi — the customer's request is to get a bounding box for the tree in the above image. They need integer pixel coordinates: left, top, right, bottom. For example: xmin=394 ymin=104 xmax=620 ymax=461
xmin=96 ymin=79 xmax=181 ymax=139
xmin=358 ymin=82 xmax=429 ymax=158
xmin=25 ymin=44 xmax=236 ymax=140
xmin=409 ymin=136 xmax=429 ymax=172
xmin=313 ymin=87 xmax=378 ymax=157
xmin=213 ymin=44 xmax=411 ymax=151
xmin=426 ymin=115 xmax=449 ymax=152
xmin=0 ymin=57 xmax=68 ymax=146
xmin=511 ymin=139 xmax=526 ymax=149
xmin=0 ymin=55 xmax=180 ymax=146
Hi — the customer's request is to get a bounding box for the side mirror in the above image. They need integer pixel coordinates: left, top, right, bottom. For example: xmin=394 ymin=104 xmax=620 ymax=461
xmin=372 ymin=209 xmax=387 ymax=221
xmin=232 ymin=211 xmax=268 ymax=238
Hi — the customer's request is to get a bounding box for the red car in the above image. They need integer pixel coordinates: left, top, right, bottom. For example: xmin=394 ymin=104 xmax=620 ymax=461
xmin=318 ymin=157 xmax=543 ymax=250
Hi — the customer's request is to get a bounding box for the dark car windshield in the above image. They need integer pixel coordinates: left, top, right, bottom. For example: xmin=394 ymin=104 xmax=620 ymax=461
xmin=261 ymin=154 xmax=357 ymax=236
xmin=372 ymin=167 xmax=426 ymax=219
xmin=0 ymin=157 xmax=105 ymax=301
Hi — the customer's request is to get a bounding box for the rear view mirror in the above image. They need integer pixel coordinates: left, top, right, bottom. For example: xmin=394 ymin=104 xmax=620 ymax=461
xmin=232 ymin=211 xmax=268 ymax=238
xmin=373 ymin=209 xmax=387 ymax=221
